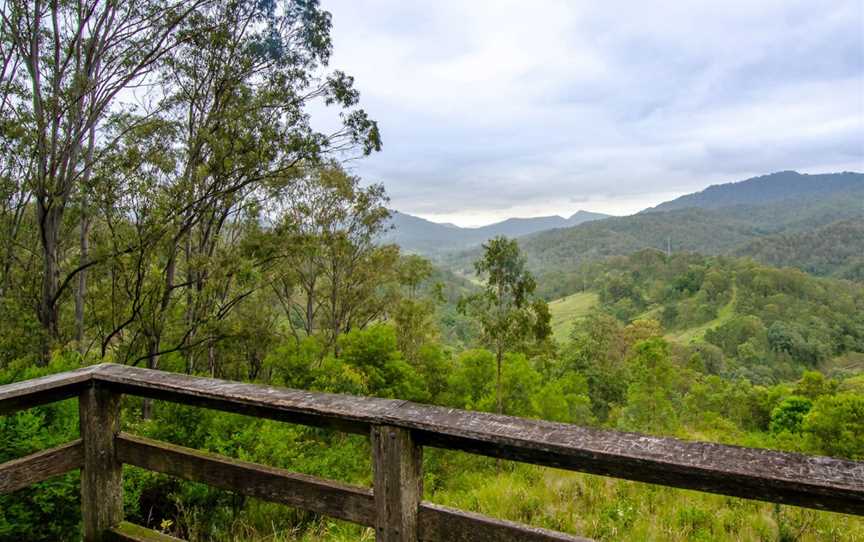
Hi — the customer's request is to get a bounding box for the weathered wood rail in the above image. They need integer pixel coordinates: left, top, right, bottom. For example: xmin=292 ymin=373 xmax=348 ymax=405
xmin=1 ymin=364 xmax=862 ymax=541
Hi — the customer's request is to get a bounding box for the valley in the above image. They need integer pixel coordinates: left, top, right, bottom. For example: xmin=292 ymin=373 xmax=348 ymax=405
xmin=1 ymin=0 xmax=861 ymax=538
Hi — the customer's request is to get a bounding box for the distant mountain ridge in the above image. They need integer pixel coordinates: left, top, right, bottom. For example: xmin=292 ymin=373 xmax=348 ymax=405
xmin=384 ymin=209 xmax=609 ymax=253
xmin=441 ymin=171 xmax=864 ymax=281
xmin=644 ymin=170 xmax=862 ymax=212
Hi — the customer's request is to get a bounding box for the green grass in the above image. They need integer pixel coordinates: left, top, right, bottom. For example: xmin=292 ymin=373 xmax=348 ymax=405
xmin=425 ymin=462 xmax=864 ymax=542
xmin=665 ymin=285 xmax=737 ymax=345
xmin=548 ymin=285 xmax=741 ymax=346
xmin=548 ymin=292 xmax=599 ymax=342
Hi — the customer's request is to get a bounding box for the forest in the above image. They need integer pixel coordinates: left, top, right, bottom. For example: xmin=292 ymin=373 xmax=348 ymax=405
xmin=0 ymin=1 xmax=862 ymax=541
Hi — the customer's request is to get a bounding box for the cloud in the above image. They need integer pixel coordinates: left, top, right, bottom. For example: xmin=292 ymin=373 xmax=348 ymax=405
xmin=319 ymin=0 xmax=864 ymax=225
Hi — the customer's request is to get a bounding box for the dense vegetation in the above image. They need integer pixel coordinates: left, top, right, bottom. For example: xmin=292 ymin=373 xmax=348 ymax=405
xmin=0 ymin=1 xmax=862 ymax=541
xmin=734 ymin=219 xmax=864 ymax=281
xmin=443 ymin=177 xmax=864 ymax=278
xmin=4 ymin=247 xmax=864 ymax=540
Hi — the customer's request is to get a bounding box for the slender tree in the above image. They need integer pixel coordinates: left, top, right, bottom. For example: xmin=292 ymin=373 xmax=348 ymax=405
xmin=460 ymin=236 xmax=549 ymax=414
xmin=1 ymin=0 xmax=204 ymax=358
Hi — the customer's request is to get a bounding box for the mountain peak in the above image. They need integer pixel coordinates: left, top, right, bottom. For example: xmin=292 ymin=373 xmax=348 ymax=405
xmin=644 ymin=171 xmax=863 ymax=213
xmin=384 ymin=209 xmax=609 ymax=254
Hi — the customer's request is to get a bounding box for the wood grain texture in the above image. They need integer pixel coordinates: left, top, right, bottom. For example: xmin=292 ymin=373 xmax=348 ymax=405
xmin=0 ymin=439 xmax=83 ymax=493
xmin=0 ymin=363 xmax=101 ymax=415
xmin=108 ymin=521 xmax=185 ymax=541
xmin=418 ymin=503 xmax=591 ymax=542
xmin=91 ymin=364 xmax=864 ymax=515
xmin=372 ymin=425 xmax=422 ymax=541
xmin=115 ymin=433 xmax=376 ymax=526
xmin=80 ymin=385 xmax=123 ymax=542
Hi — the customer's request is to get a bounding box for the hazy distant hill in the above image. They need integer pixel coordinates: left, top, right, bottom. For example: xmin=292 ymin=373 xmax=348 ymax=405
xmin=384 ymin=209 xmax=609 ymax=253
xmin=734 ymin=219 xmax=864 ymax=280
xmin=644 ymin=171 xmax=863 ymax=212
xmin=443 ymin=171 xmax=864 ymax=279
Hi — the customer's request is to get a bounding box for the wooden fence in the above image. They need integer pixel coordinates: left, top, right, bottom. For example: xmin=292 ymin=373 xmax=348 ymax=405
xmin=1 ymin=363 xmax=862 ymax=541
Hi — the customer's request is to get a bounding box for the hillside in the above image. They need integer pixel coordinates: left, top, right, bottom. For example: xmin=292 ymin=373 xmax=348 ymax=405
xmin=548 ymin=291 xmax=599 ymax=341
xmin=734 ymin=219 xmax=864 ymax=280
xmin=550 ymin=250 xmax=864 ymax=383
xmin=644 ymin=171 xmax=863 ymax=212
xmin=384 ymin=210 xmax=609 ymax=254
xmin=444 ymin=172 xmax=864 ymax=279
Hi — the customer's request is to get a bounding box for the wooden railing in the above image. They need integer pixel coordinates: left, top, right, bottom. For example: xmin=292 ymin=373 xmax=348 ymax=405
xmin=1 ymin=363 xmax=862 ymax=541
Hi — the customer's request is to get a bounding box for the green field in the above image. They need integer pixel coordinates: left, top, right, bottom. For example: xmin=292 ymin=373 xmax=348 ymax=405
xmin=548 ymin=292 xmax=599 ymax=342
xmin=549 ymin=285 xmax=740 ymax=346
xmin=664 ymin=284 xmax=738 ymax=344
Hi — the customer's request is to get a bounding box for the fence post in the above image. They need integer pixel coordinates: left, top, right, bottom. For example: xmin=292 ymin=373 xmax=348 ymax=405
xmin=80 ymin=384 xmax=123 ymax=541
xmin=372 ymin=425 xmax=422 ymax=542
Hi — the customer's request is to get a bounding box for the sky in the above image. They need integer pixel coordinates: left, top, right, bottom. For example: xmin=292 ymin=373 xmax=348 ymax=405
xmin=318 ymin=0 xmax=864 ymax=227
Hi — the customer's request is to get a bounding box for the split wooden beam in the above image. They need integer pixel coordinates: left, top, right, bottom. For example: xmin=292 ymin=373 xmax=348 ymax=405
xmin=372 ymin=425 xmax=423 ymax=541
xmin=80 ymin=384 xmax=123 ymax=542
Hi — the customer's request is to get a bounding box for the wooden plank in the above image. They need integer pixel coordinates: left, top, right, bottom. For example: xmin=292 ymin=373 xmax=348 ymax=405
xmin=0 ymin=364 xmax=100 ymax=415
xmin=0 ymin=439 xmax=84 ymax=493
xmin=418 ymin=503 xmax=591 ymax=542
xmin=115 ymin=433 xmax=376 ymax=525
xmin=80 ymin=385 xmax=123 ymax=542
xmin=117 ymin=433 xmax=590 ymax=542
xmin=109 ymin=521 xmax=185 ymax=542
xmin=372 ymin=425 xmax=422 ymax=541
xmin=397 ymin=403 xmax=864 ymax=516
xmin=94 ymin=363 xmax=388 ymax=434
xmin=91 ymin=364 xmax=864 ymax=516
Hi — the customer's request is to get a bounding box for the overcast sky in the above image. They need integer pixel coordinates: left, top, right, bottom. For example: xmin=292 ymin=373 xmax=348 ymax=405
xmin=319 ymin=0 xmax=864 ymax=227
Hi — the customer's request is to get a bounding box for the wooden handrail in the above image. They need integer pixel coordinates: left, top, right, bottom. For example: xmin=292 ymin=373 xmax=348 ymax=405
xmin=1 ymin=363 xmax=862 ymax=541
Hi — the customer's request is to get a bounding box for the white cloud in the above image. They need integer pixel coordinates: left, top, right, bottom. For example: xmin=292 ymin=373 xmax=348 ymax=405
xmin=319 ymin=0 xmax=864 ymax=226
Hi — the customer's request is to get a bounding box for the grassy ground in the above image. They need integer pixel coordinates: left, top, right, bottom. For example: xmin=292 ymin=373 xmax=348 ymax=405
xmin=665 ymin=285 xmax=738 ymax=345
xmin=424 ymin=462 xmax=864 ymax=542
xmin=547 ymin=285 xmax=740 ymax=346
xmin=227 ymin=459 xmax=864 ymax=541
xmin=548 ymin=292 xmax=599 ymax=342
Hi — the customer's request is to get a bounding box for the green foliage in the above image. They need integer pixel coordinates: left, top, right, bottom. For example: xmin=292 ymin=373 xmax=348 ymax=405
xmin=802 ymin=393 xmax=864 ymax=459
xmin=536 ymin=372 xmax=594 ymax=425
xmin=445 ymin=349 xmax=496 ymax=410
xmin=618 ymin=338 xmax=679 ymax=434
xmin=1 ymin=0 xmax=862 ymax=539
xmin=0 ymin=355 xmax=84 ymax=540
xmin=769 ymin=396 xmax=813 ymax=434
xmin=459 ymin=236 xmax=549 ymax=414
xmin=336 ymin=324 xmax=428 ymax=401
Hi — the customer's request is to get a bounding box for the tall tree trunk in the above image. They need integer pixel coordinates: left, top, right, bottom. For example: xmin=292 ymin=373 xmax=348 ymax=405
xmin=142 ymin=337 xmax=160 ymax=419
xmin=184 ymin=234 xmax=196 ymax=374
xmin=208 ymin=343 xmax=216 ymax=377
xmin=75 ymin=119 xmax=98 ymax=356
xmin=305 ymin=284 xmax=315 ymax=336
xmin=75 ymin=210 xmax=89 ymax=353
xmin=36 ymin=202 xmax=62 ymax=362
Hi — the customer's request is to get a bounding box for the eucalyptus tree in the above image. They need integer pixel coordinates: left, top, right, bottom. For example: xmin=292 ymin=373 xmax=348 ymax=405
xmin=86 ymin=1 xmax=382 ymax=376
xmin=0 ymin=0 xmax=206 ymax=358
xmin=392 ymin=254 xmax=439 ymax=365
xmin=460 ymin=236 xmax=550 ymax=414
xmin=269 ymin=163 xmax=394 ymax=354
xmin=151 ymin=0 xmax=378 ymax=374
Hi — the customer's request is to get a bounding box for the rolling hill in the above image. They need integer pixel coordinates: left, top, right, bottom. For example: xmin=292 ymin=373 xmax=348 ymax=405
xmin=384 ymin=210 xmax=609 ymax=254
xmin=734 ymin=219 xmax=864 ymax=280
xmin=644 ymin=171 xmax=863 ymax=212
xmin=443 ymin=171 xmax=864 ymax=280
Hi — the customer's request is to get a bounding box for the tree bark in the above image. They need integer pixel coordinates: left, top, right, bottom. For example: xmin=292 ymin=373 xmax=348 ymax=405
xmin=75 ymin=120 xmax=98 ymax=356
xmin=36 ymin=202 xmax=62 ymax=362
